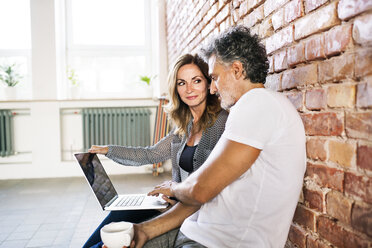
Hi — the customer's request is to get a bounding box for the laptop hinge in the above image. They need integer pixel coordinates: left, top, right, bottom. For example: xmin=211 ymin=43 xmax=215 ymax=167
xmin=105 ymin=195 xmax=118 ymax=209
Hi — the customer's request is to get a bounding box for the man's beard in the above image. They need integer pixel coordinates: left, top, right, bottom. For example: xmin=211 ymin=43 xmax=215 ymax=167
xmin=218 ymin=92 xmax=235 ymax=110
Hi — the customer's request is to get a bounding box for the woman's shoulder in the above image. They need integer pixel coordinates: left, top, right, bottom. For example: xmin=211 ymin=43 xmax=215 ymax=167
xmin=216 ymin=109 xmax=229 ymax=123
xmin=209 ymin=109 xmax=228 ymax=130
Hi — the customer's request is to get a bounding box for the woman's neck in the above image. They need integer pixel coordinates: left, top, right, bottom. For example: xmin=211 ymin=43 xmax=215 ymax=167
xmin=189 ymin=102 xmax=207 ymax=124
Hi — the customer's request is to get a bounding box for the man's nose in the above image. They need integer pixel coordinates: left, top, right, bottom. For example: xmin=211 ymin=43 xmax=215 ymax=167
xmin=210 ymin=81 xmax=217 ymax=95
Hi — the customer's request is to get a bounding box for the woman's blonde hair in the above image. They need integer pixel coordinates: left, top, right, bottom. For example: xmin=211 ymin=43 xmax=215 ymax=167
xmin=165 ymin=54 xmax=221 ymax=136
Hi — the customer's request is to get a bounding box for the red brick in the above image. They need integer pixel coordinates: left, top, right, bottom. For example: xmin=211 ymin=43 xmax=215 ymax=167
xmin=353 ymin=14 xmax=372 ymax=45
xmin=285 ymin=240 xmax=297 ymax=248
xmin=294 ymin=2 xmax=340 ymax=40
xmin=272 ymin=8 xmax=284 ymax=30
xmin=247 ymin=0 xmax=264 ymax=11
xmin=243 ymin=5 xmax=264 ymax=28
xmin=338 ymin=0 xmax=372 ymax=20
xmin=305 ymin=88 xmax=326 ymax=110
xmin=317 ymin=215 xmax=370 ymax=248
xmin=286 ymin=91 xmax=303 ymax=110
xmin=288 ymin=224 xmax=307 ymax=248
xmin=319 ymin=53 xmax=354 ymax=83
xmin=202 ymin=19 xmax=216 ymax=38
xmin=264 ymin=0 xmax=290 ymax=17
xmin=328 ymin=140 xmax=356 ymax=168
xmin=326 ymin=190 xmax=353 ymax=224
xmin=219 ymin=18 xmax=231 ymax=34
xmin=232 ymin=7 xmax=240 ymax=23
xmin=345 ymin=111 xmax=372 ymax=140
xmin=205 ymin=3 xmax=219 ymax=22
xmin=200 ymin=1 xmax=211 ymax=19
xmin=351 ymin=202 xmax=372 ymax=237
xmin=259 ymin=17 xmax=274 ymax=38
xmin=219 ymin=0 xmax=231 ymax=7
xmin=357 ymin=144 xmax=372 ymax=171
xmin=327 ymin=84 xmax=356 ymax=108
xmin=282 ymin=64 xmax=317 ymax=89
xmin=306 ymin=138 xmax=326 ymax=160
xmin=238 ymin=0 xmax=248 ymax=17
xmin=273 ymin=50 xmax=287 ymax=72
xmin=250 ymin=24 xmax=259 ymax=35
xmin=232 ymin=0 xmax=241 ymax=8
xmin=355 ymin=48 xmax=372 ymax=78
xmin=357 ymin=81 xmax=372 ymax=108
xmin=345 ymin=172 xmax=372 ymax=204
xmin=305 ymin=34 xmax=325 ymax=61
xmin=301 ymin=112 xmax=344 ymax=136
xmin=268 ymin=55 xmax=274 ymax=73
xmin=306 ymin=162 xmax=344 ymax=191
xmin=285 ymin=0 xmax=303 ymax=24
xmin=265 ymin=73 xmax=281 ymax=91
xmin=293 ymin=204 xmax=317 ymax=231
xmin=305 ymin=0 xmax=328 ymax=13
xmin=266 ymin=25 xmax=294 ymax=54
xmin=304 ymin=187 xmax=324 ymax=212
xmin=287 ymin=43 xmax=305 ymax=67
xmin=324 ymin=25 xmax=352 ymax=56
xmin=307 ymin=235 xmax=332 ymax=248
xmin=216 ymin=4 xmax=230 ymax=24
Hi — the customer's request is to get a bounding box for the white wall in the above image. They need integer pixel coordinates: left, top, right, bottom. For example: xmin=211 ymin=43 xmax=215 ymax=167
xmin=0 ymin=99 xmax=172 ymax=179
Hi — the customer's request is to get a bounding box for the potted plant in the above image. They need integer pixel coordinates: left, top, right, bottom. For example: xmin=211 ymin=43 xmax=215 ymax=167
xmin=67 ymin=66 xmax=81 ymax=99
xmin=0 ymin=63 xmax=22 ymax=100
xmin=138 ymin=75 xmax=156 ymax=98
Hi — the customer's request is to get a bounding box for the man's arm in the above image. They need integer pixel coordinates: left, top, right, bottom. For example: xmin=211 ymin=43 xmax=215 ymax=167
xmin=132 ymin=202 xmax=200 ymax=248
xmin=149 ymin=137 xmax=261 ymax=205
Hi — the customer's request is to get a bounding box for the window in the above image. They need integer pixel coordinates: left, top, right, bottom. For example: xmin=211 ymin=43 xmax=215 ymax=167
xmin=65 ymin=0 xmax=153 ymax=99
xmin=0 ymin=0 xmax=32 ymax=99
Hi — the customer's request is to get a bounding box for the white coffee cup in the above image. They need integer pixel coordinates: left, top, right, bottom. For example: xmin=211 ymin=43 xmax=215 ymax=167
xmin=100 ymin=221 xmax=134 ymax=248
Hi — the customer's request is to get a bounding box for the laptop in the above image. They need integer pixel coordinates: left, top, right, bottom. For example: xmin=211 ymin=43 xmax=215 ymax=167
xmin=74 ymin=152 xmax=168 ymax=211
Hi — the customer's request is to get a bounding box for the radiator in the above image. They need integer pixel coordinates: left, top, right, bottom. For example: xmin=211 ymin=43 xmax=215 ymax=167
xmin=82 ymin=107 xmax=152 ymax=150
xmin=0 ymin=109 xmax=14 ymax=157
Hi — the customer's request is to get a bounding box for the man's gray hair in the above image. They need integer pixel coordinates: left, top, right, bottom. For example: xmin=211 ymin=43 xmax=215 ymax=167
xmin=201 ymin=25 xmax=269 ymax=84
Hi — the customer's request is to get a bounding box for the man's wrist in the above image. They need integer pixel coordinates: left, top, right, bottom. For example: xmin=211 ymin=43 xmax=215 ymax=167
xmin=170 ymin=182 xmax=178 ymax=199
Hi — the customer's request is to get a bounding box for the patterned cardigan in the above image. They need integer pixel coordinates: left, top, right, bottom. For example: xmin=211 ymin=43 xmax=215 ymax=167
xmin=106 ymin=110 xmax=228 ymax=183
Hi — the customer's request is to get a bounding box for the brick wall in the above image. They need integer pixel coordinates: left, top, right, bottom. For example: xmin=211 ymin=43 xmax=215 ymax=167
xmin=165 ymin=0 xmax=372 ymax=247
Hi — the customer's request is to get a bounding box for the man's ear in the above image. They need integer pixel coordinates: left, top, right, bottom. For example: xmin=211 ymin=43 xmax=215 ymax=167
xmin=231 ymin=61 xmax=244 ymax=80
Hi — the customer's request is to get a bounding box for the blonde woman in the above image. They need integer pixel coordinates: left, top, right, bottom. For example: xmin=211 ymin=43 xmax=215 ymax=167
xmin=84 ymin=54 xmax=228 ymax=248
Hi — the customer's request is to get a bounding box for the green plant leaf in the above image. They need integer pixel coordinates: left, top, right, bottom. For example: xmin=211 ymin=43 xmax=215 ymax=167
xmin=0 ymin=63 xmax=22 ymax=87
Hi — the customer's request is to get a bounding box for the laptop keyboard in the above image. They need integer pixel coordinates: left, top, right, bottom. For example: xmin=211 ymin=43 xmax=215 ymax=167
xmin=116 ymin=195 xmax=145 ymax=207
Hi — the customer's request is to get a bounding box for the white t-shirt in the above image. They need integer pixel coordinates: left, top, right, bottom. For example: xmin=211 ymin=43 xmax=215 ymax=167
xmin=181 ymin=88 xmax=306 ymax=248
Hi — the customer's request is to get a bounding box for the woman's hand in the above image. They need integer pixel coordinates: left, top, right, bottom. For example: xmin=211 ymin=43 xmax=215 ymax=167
xmin=148 ymin=180 xmax=178 ymax=198
xmin=89 ymin=145 xmax=109 ymax=155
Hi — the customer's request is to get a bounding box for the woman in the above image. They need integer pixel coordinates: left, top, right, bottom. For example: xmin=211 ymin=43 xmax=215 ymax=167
xmin=83 ymin=54 xmax=228 ymax=248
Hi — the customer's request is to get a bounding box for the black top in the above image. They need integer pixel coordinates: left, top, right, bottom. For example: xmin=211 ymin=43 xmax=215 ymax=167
xmin=179 ymin=145 xmax=198 ymax=173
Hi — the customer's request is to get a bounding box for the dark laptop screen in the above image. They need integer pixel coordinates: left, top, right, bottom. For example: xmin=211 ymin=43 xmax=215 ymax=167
xmin=74 ymin=153 xmax=117 ymax=209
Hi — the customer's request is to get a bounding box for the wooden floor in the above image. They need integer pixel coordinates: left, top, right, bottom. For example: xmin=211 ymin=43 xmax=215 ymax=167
xmin=0 ymin=172 xmax=171 ymax=248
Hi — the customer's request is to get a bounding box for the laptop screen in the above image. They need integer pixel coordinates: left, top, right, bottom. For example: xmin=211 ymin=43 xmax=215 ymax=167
xmin=74 ymin=153 xmax=118 ymax=209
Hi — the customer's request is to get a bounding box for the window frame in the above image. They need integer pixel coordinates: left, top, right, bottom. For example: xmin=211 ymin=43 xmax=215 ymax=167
xmin=64 ymin=0 xmax=154 ymax=99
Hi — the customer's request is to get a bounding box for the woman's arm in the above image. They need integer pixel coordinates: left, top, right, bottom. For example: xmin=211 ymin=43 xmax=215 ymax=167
xmin=90 ymin=131 xmax=176 ymax=167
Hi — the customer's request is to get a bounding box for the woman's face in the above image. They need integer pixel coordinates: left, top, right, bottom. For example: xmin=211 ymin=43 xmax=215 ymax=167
xmin=176 ymin=64 xmax=208 ymax=109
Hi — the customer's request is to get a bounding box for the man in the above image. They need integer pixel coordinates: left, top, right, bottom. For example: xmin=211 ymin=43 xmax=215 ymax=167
xmin=128 ymin=25 xmax=306 ymax=248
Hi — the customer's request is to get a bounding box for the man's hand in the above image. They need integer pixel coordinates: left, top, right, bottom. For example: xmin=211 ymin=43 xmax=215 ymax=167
xmin=89 ymin=145 xmax=109 ymax=155
xmin=148 ymin=180 xmax=178 ymax=198
xmin=102 ymin=224 xmax=149 ymax=248
xmin=129 ymin=224 xmax=149 ymax=248
xmin=157 ymin=195 xmax=178 ymax=213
